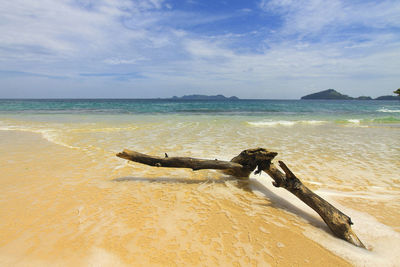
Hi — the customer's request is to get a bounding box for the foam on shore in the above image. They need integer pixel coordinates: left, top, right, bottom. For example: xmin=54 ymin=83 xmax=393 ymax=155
xmin=247 ymin=120 xmax=326 ymax=127
xmin=250 ymin=173 xmax=400 ymax=267
xmin=304 ymin=195 xmax=400 ymax=267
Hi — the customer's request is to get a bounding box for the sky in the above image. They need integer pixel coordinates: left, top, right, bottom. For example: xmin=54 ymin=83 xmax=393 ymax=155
xmin=0 ymin=0 xmax=399 ymax=99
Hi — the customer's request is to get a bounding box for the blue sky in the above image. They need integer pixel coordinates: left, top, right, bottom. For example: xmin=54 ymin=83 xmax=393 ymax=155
xmin=0 ymin=0 xmax=399 ymax=98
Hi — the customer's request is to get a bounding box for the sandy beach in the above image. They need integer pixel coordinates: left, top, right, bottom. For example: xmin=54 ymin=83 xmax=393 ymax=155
xmin=0 ymin=110 xmax=399 ymax=266
xmin=0 ymin=130 xmax=352 ymax=266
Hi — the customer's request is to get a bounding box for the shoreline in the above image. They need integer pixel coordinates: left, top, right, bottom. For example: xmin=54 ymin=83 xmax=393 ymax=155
xmin=0 ymin=130 xmax=353 ymax=266
xmin=0 ymin=109 xmax=399 ymax=266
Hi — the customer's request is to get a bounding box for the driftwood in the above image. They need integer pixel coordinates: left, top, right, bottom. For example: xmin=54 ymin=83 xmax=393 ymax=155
xmin=116 ymin=148 xmax=365 ymax=248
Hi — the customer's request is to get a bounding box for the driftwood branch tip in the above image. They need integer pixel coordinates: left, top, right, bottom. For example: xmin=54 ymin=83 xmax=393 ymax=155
xmin=116 ymin=147 xmax=365 ymax=248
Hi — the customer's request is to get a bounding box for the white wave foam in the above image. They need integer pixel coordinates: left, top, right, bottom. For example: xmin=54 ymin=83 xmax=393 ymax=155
xmin=302 ymin=120 xmax=326 ymax=125
xmin=248 ymin=121 xmax=296 ymax=127
xmin=249 ymin=173 xmax=400 ymax=267
xmin=347 ymin=119 xmax=361 ymax=124
xmin=247 ymin=120 xmax=326 ymax=127
xmin=303 ymin=200 xmax=400 ymax=267
xmin=377 ymin=108 xmax=400 ymax=113
xmin=0 ymin=125 xmax=78 ymax=149
xmin=344 ymin=119 xmax=370 ymax=128
xmin=40 ymin=130 xmax=79 ymax=149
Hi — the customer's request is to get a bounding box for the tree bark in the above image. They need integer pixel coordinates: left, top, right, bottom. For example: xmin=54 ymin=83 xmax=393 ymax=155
xmin=266 ymin=161 xmax=365 ymax=248
xmin=117 ymin=149 xmax=243 ymax=172
xmin=116 ymin=148 xmax=365 ymax=248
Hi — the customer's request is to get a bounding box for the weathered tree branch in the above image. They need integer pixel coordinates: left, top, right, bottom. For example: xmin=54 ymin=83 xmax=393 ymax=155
xmin=116 ymin=148 xmax=365 ymax=248
xmin=265 ymin=161 xmax=365 ymax=248
xmin=117 ymin=149 xmax=244 ymax=172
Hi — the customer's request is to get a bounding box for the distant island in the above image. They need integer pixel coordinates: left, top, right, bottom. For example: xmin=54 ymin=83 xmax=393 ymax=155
xmin=374 ymin=95 xmax=400 ymax=100
xmin=171 ymin=94 xmax=239 ymax=100
xmin=301 ymin=89 xmax=400 ymax=100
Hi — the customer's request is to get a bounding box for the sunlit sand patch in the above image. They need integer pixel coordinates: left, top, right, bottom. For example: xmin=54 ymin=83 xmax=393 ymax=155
xmin=0 ymin=114 xmax=399 ymax=266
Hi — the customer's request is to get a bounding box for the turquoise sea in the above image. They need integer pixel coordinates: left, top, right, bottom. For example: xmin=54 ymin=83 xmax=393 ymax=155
xmin=1 ymin=99 xmax=399 ymax=130
xmin=0 ymin=99 xmax=399 ymax=122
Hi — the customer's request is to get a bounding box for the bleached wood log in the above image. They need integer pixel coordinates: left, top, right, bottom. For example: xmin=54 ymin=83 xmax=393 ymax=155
xmin=116 ymin=147 xmax=365 ymax=248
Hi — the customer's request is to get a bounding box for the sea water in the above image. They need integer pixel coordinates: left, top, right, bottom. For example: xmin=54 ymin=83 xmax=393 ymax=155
xmin=0 ymin=99 xmax=399 ymax=266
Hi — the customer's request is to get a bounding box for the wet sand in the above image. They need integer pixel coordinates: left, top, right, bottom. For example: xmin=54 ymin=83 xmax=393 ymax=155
xmin=0 ymin=114 xmax=399 ymax=266
xmin=0 ymin=131 xmax=352 ymax=266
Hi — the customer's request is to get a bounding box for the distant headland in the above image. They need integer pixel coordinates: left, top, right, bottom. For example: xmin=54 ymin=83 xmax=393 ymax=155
xmin=301 ymin=89 xmax=400 ymax=100
xmin=171 ymin=94 xmax=239 ymax=100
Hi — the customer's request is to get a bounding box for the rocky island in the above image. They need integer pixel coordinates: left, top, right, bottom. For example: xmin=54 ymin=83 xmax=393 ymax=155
xmin=301 ymin=89 xmax=399 ymax=100
xmin=301 ymin=89 xmax=352 ymax=100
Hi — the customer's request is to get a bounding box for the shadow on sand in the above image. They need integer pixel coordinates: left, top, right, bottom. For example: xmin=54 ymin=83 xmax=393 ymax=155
xmin=113 ymin=175 xmax=330 ymax=234
xmin=112 ymin=176 xmax=237 ymax=184
xmin=249 ymin=178 xmax=329 ymax=232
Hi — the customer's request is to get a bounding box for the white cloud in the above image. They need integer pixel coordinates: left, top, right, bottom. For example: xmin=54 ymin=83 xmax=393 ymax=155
xmin=0 ymin=1 xmax=120 ymax=60
xmin=147 ymin=0 xmax=165 ymax=9
xmin=185 ymin=39 xmax=234 ymax=59
xmin=260 ymin=0 xmax=400 ymax=36
xmin=0 ymin=0 xmax=399 ymax=98
xmin=103 ymin=57 xmax=147 ymax=65
xmin=0 ymin=0 xmax=180 ymax=76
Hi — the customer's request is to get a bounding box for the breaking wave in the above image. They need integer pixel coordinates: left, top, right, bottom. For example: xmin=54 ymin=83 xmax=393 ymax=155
xmin=247 ymin=120 xmax=326 ymax=127
xmin=377 ymin=108 xmax=400 ymax=113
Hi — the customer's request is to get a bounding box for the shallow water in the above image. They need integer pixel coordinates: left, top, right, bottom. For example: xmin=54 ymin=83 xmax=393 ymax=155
xmin=0 ymin=101 xmax=399 ymax=266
